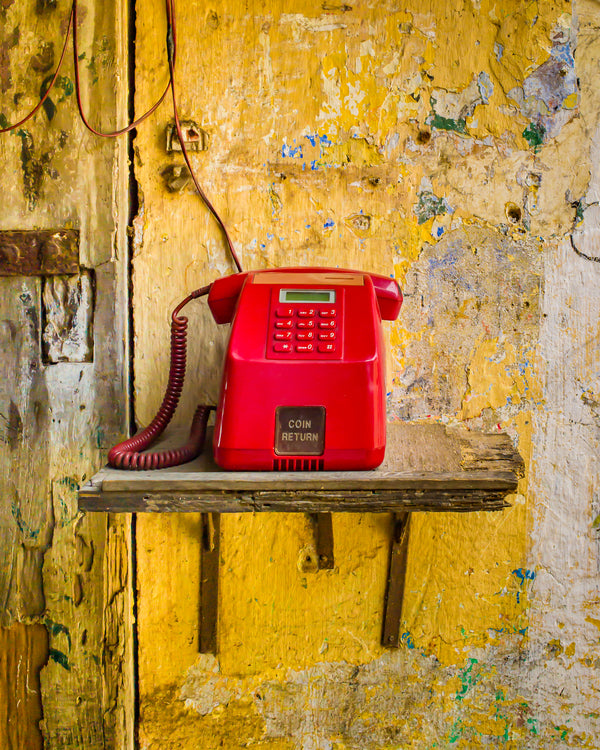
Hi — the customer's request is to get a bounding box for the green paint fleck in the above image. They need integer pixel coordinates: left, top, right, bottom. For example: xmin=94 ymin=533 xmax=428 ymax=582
xmin=527 ymin=717 xmax=539 ymax=736
xmin=448 ymin=718 xmax=463 ymax=744
xmin=56 ymin=75 xmax=74 ymax=102
xmin=456 ymin=658 xmax=479 ymax=701
xmin=60 ymin=476 xmax=80 ymax=491
xmin=45 ymin=619 xmax=72 ymax=649
xmin=429 ymin=112 xmax=468 ymax=134
xmin=48 ymin=648 xmax=70 ymax=671
xmin=592 ymin=514 xmax=600 ymax=529
xmin=415 ymin=190 xmax=448 ymax=225
xmin=523 ymin=122 xmax=546 ymax=151
xmin=11 ymin=499 xmax=40 ymax=540
xmin=0 ymin=113 xmax=8 ymax=128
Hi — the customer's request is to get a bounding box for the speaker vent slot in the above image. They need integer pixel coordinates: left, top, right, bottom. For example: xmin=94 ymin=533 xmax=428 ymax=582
xmin=273 ymin=458 xmax=324 ymax=471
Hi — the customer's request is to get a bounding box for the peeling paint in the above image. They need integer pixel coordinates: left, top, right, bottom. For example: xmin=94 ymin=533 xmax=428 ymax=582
xmin=133 ymin=0 xmax=600 ymax=747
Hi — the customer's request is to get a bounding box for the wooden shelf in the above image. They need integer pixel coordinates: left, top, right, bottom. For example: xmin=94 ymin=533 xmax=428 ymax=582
xmin=79 ymin=422 xmax=522 ymax=652
xmin=78 ymin=423 xmax=523 ymax=513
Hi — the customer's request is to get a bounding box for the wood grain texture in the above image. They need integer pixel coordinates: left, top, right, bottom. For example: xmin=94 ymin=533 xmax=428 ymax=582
xmin=0 ymin=0 xmax=133 ymax=747
xmin=79 ymin=423 xmax=521 ymax=512
xmin=0 ymin=623 xmax=48 ymax=750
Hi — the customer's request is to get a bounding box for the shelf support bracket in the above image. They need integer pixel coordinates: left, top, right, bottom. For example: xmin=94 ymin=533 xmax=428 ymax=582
xmin=381 ymin=511 xmax=411 ymax=648
xmin=199 ymin=512 xmax=220 ymax=653
xmin=309 ymin=512 xmax=335 ymax=570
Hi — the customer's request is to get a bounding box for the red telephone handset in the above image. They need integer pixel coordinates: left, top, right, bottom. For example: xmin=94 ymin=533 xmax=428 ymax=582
xmin=108 ymin=267 xmax=402 ymax=470
xmin=207 ymin=268 xmax=402 ymax=323
xmin=207 ymin=272 xmax=248 ymax=324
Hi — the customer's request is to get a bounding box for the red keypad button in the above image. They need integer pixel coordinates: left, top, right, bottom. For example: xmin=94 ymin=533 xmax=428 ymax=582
xmin=296 ymin=331 xmax=314 ymax=340
xmin=296 ymin=343 xmax=315 ymax=353
xmin=318 ymin=343 xmax=336 ymax=353
xmin=318 ymin=320 xmax=336 ymax=329
xmin=319 ymin=309 xmax=336 ymax=317
xmin=273 ymin=342 xmax=292 ymax=352
xmin=275 ymin=319 xmax=293 ymax=328
xmin=297 ymin=320 xmax=315 ymax=329
xmin=274 ymin=331 xmax=292 ymax=340
xmin=298 ymin=309 xmax=316 ymax=317
xmin=318 ymin=331 xmax=336 ymax=340
xmin=276 ymin=307 xmax=295 ymax=317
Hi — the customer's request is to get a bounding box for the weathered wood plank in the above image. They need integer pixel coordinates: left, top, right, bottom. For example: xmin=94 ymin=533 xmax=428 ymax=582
xmin=79 ymin=488 xmax=511 ymax=514
xmin=78 ymin=422 xmax=522 ymax=512
xmin=0 ymin=0 xmax=133 ymax=747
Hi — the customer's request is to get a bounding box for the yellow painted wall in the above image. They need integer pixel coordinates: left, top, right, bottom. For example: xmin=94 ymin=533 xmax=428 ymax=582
xmin=132 ymin=0 xmax=600 ymax=747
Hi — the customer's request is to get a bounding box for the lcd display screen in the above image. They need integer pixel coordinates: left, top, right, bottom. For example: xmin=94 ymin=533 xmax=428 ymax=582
xmin=280 ymin=289 xmax=336 ymax=303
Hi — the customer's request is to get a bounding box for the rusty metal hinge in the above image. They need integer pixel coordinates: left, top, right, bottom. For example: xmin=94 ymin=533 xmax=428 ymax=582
xmin=0 ymin=229 xmax=79 ymax=276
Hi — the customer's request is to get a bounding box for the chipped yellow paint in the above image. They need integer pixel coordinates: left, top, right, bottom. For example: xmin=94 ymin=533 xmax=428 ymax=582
xmin=461 ymin=339 xmax=528 ymax=419
xmin=131 ymin=0 xmax=596 ymax=746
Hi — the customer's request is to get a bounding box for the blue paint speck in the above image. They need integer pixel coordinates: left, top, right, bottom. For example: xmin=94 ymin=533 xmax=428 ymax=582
xmin=512 ymin=568 xmax=536 ymax=584
xmin=324 ymin=219 xmax=335 ymax=229
xmin=282 ymin=142 xmax=303 ymax=159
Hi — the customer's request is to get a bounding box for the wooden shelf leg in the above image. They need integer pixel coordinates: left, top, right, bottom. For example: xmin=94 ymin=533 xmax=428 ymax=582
xmin=199 ymin=512 xmax=220 ymax=653
xmin=309 ymin=512 xmax=335 ymax=570
xmin=381 ymin=511 xmax=411 ymax=648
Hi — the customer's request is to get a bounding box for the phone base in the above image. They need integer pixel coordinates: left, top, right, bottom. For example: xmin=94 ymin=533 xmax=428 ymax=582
xmin=213 ymin=446 xmax=385 ymax=472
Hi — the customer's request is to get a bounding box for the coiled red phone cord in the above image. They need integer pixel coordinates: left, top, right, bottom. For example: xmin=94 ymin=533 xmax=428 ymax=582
xmin=107 ymin=285 xmax=213 ymax=470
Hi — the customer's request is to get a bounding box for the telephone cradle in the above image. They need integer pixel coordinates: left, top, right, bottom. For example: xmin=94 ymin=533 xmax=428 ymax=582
xmin=108 ymin=267 xmax=402 ymax=471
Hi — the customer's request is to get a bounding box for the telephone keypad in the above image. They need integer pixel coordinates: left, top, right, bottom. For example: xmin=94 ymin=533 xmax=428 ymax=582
xmin=269 ymin=297 xmax=340 ymax=358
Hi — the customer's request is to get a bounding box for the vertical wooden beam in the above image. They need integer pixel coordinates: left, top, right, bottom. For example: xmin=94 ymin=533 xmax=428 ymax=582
xmin=381 ymin=512 xmax=411 ymax=648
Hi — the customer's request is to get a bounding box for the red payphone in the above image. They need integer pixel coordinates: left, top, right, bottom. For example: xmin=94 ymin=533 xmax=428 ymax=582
xmin=208 ymin=267 xmax=402 ymax=470
xmin=108 ymin=267 xmax=402 ymax=471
